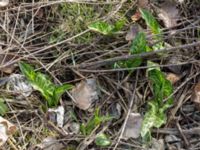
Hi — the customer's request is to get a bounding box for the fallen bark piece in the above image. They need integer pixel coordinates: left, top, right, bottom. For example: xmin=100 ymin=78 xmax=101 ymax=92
xmin=0 ymin=116 xmax=17 ymax=146
xmin=70 ymin=78 xmax=99 ymax=110
xmin=123 ymin=113 xmax=143 ymax=139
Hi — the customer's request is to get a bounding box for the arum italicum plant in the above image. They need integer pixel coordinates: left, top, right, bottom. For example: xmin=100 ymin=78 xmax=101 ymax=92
xmin=88 ymin=9 xmax=174 ymax=142
xmin=19 ymin=62 xmax=73 ymax=108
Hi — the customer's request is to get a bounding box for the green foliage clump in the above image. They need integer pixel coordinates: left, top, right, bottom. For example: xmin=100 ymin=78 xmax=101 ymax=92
xmin=49 ymin=3 xmax=114 ymax=44
xmin=19 ymin=62 xmax=73 ymax=107
xmin=88 ymin=19 xmax=125 ymax=35
xmin=141 ymin=66 xmax=173 ymax=141
xmin=80 ymin=108 xmax=112 ymax=135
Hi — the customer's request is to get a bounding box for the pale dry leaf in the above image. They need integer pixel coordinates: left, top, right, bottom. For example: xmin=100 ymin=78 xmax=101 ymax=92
xmin=166 ymin=73 xmax=180 ymax=84
xmin=70 ymin=79 xmax=99 ymax=110
xmin=123 ymin=113 xmax=143 ymax=139
xmin=36 ymin=137 xmax=64 ymax=150
xmin=0 ymin=116 xmax=17 ymax=146
xmin=157 ymin=1 xmax=179 ymax=28
xmin=6 ymin=74 xmax=33 ymax=99
xmin=48 ymin=106 xmax=65 ymax=128
xmin=0 ymin=0 xmax=9 ymax=7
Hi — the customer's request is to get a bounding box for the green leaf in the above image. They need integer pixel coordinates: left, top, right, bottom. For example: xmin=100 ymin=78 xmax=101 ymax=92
xmin=115 ymin=32 xmax=148 ymax=69
xmin=130 ymin=32 xmax=147 ymax=54
xmin=141 ymin=65 xmax=173 ymax=142
xmin=19 ymin=61 xmax=36 ymax=81
xmin=0 ymin=99 xmax=8 ymax=116
xmin=139 ymin=8 xmax=164 ymax=51
xmin=112 ymin=19 xmax=125 ymax=32
xmin=95 ymin=133 xmax=111 ymax=147
xmin=139 ymin=8 xmax=161 ymax=35
xmin=81 ymin=108 xmax=113 ymax=135
xmin=53 ymin=84 xmax=74 ymax=106
xmin=88 ymin=20 xmax=125 ymax=35
xmin=19 ymin=62 xmax=73 ymax=107
xmin=88 ymin=21 xmax=114 ymax=35
xmin=141 ymin=101 xmax=167 ymax=141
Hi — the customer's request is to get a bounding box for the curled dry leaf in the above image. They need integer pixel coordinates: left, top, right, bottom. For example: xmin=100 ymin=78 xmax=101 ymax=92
xmin=70 ymin=78 xmax=99 ymax=110
xmin=157 ymin=1 xmax=179 ymax=28
xmin=0 ymin=0 xmax=9 ymax=7
xmin=166 ymin=73 xmax=180 ymax=84
xmin=123 ymin=113 xmax=143 ymax=139
xmin=191 ymin=83 xmax=200 ymax=110
xmin=0 ymin=116 xmax=17 ymax=146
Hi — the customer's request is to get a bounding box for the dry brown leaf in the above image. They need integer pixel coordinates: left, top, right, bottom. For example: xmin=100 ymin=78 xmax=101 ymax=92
xmin=191 ymin=83 xmax=200 ymax=110
xmin=0 ymin=54 xmax=18 ymax=74
xmin=166 ymin=73 xmax=180 ymax=84
xmin=123 ymin=113 xmax=143 ymax=139
xmin=70 ymin=79 xmax=98 ymax=110
xmin=157 ymin=1 xmax=179 ymax=28
xmin=125 ymin=24 xmax=139 ymax=41
xmin=167 ymin=56 xmax=182 ymax=74
xmin=0 ymin=116 xmax=17 ymax=146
